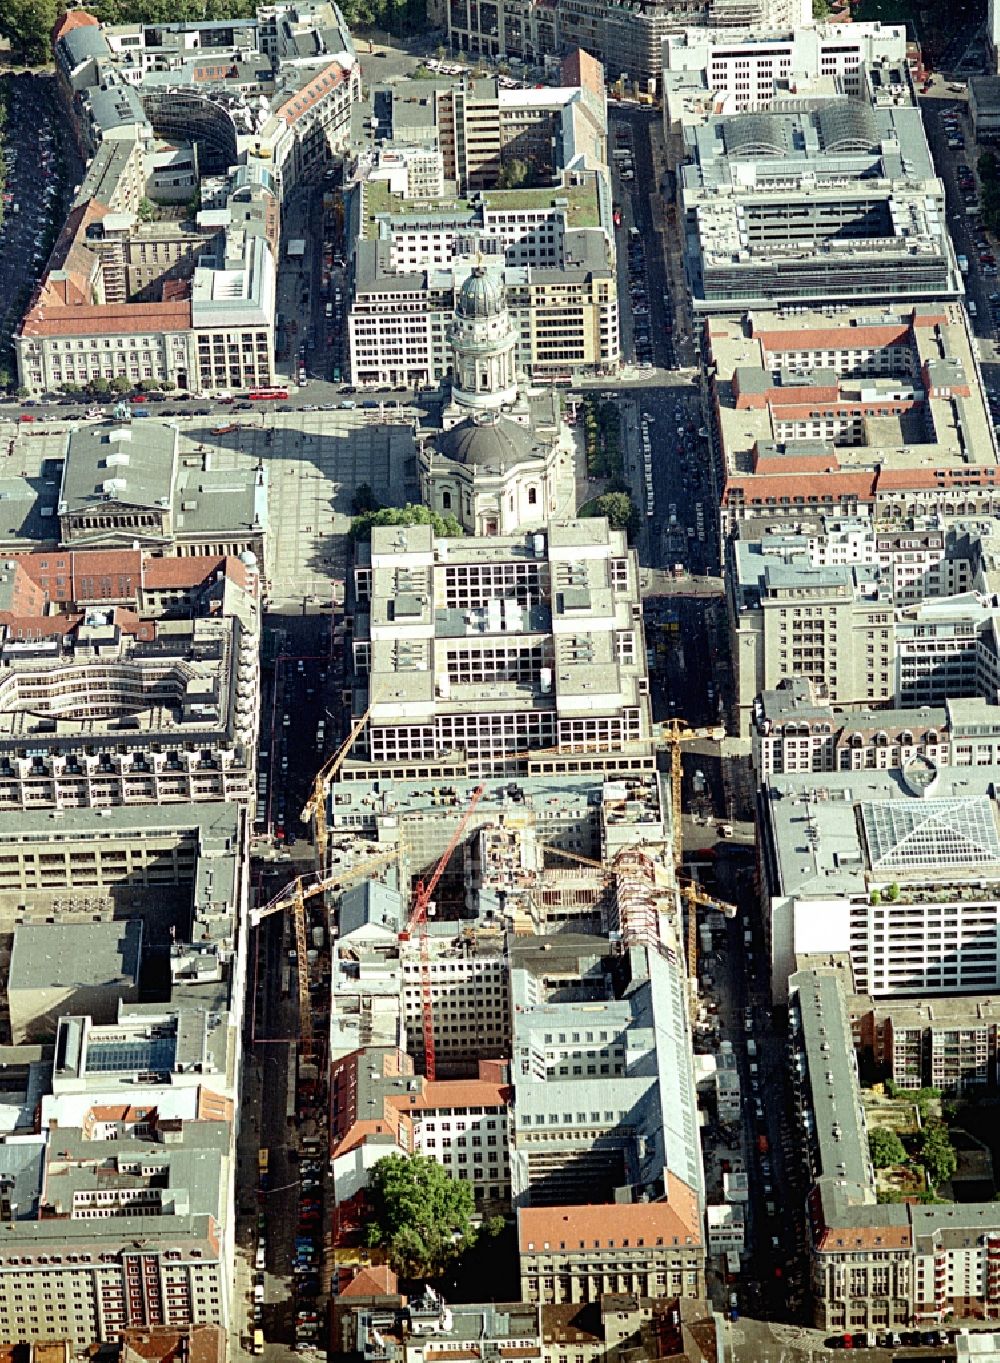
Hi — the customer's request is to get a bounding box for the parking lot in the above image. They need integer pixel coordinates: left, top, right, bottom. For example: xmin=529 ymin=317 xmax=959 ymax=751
xmin=0 ymin=76 xmax=75 ymax=382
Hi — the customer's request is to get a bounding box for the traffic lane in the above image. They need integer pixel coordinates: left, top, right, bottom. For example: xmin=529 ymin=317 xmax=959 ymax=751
xmin=641 ymin=387 xmax=715 ymax=574
xmin=923 ymin=101 xmax=994 ymax=332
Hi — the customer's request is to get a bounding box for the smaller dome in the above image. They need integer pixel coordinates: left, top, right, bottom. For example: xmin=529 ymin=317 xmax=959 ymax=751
xmin=438 ymin=413 xmax=535 ymax=470
xmin=457 ymin=267 xmax=505 ymax=320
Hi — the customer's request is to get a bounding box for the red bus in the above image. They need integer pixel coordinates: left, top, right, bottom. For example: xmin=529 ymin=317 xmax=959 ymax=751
xmin=248 ymin=388 xmax=289 ymax=401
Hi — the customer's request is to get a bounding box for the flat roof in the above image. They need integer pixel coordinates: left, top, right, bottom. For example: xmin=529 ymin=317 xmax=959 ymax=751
xmin=9 ymin=919 xmax=142 ymax=992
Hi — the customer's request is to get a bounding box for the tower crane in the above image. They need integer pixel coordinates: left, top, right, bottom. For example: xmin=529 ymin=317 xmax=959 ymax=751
xmin=657 ymin=720 xmax=725 ymax=870
xmin=677 ymin=875 xmax=737 ymax=1024
xmin=300 ymin=704 xmax=372 ymax=867
xmin=252 ymin=847 xmax=401 ymax=1058
xmin=404 ymin=783 xmax=486 ymax=1081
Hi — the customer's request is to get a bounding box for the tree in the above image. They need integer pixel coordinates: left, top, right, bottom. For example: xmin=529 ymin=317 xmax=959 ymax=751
xmin=580 ymin=491 xmax=640 ymax=540
xmin=365 ymin=1153 xmax=478 ymax=1280
xmin=811 ymin=0 xmax=831 ymax=15
xmin=869 ymin=1127 xmax=906 ymax=1170
xmin=0 ymin=0 xmax=57 ymax=66
xmin=110 ymin=376 xmax=132 ymax=394
xmin=915 ymin=1123 xmax=957 ymax=1189
xmin=350 ymin=502 xmax=463 ymax=543
xmin=498 ymin=157 xmax=531 ymax=190
xmin=137 ymin=198 xmax=158 ymax=223
xmin=351 ymin=482 xmax=381 ymax=516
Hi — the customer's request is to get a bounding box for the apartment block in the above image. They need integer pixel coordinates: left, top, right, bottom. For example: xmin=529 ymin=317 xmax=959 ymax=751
xmin=508 ymin=936 xmax=703 ymax=1214
xmin=791 ymin=969 xmax=1000 ymax=1331
xmin=854 ymin=994 xmax=1000 ymax=1094
xmin=788 ymin=969 xmax=913 ymax=1333
xmin=681 ymin=101 xmax=959 ymax=313
xmin=708 ymin=306 xmax=996 ymax=542
xmin=445 ymin=0 xmax=809 ymax=84
xmin=517 ymin=1199 xmax=704 ymax=1306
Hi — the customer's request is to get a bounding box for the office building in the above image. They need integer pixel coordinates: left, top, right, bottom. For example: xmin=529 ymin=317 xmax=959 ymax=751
xmin=445 ymin=0 xmax=809 ymax=85
xmin=329 ymin=1046 xmax=512 ymax=1210
xmin=508 ymin=936 xmax=703 ymax=1214
xmin=791 ymin=968 xmax=1000 ymax=1332
xmin=760 ymin=764 xmax=1000 ymax=1002
xmin=662 ymin=23 xmax=907 ymax=126
xmin=8 ymin=920 xmax=142 ymax=1043
xmin=341 ymin=1287 xmax=541 ymax=1363
xmin=349 ymin=519 xmax=654 ymax=782
xmin=680 ymin=101 xmax=959 ymax=312
xmin=346 ymin=56 xmax=619 ymax=387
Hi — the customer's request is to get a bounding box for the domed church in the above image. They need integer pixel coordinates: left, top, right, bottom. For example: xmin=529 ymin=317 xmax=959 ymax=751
xmin=417 ymin=267 xmax=575 ymax=536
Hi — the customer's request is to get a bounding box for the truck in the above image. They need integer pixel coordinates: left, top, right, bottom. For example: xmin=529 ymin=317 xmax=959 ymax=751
xmin=958 ymin=253 xmax=970 ymax=275
xmin=757 ymin=1133 xmax=769 ymax=1155
xmin=258 ymin=1147 xmax=270 ymax=1189
xmin=746 ymin=1039 xmax=757 ymax=1059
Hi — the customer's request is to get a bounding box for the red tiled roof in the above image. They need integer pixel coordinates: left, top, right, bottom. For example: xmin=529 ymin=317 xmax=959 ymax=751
xmin=386 ymin=1078 xmax=512 ymax=1114
xmin=21 ymin=299 xmax=192 ymax=339
xmin=722 ymin=471 xmax=876 ymax=505
xmin=144 ymin=554 xmax=249 ymax=591
xmin=341 ymin=1265 xmax=400 ymax=1298
xmin=276 ymin=61 xmax=348 ymax=125
xmin=518 ymin=1189 xmax=702 ymax=1252
xmin=15 ymin=548 xmax=142 ymax=605
xmin=52 ymin=9 xmax=100 ymax=42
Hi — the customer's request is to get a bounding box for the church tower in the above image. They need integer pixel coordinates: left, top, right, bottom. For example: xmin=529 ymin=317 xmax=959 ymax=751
xmin=448 ymin=266 xmax=518 ymax=412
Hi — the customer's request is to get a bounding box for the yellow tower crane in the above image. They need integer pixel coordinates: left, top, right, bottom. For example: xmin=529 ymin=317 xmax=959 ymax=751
xmin=300 ymin=704 xmax=372 ymax=868
xmin=251 ymin=847 xmax=401 ymax=1058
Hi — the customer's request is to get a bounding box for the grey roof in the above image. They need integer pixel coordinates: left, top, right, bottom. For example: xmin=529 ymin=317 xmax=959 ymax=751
xmin=59 ymin=26 xmax=112 ymax=69
xmin=0 ymin=1141 xmax=45 ymax=1219
xmin=339 ymin=881 xmax=404 ymax=938
xmin=439 ymin=413 xmax=536 ymax=470
xmin=86 ymin=83 xmax=147 ymax=132
xmin=457 ymin=267 xmax=505 ymax=320
xmin=10 ymin=920 xmax=142 ymax=992
xmin=790 ymin=969 xmax=874 ymax=1202
xmin=59 ymin=422 xmax=177 ymax=515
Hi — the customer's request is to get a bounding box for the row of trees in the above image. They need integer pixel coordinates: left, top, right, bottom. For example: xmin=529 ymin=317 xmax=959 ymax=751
xmin=979 ymin=152 xmax=1000 ymax=238
xmin=349 ymin=495 xmax=463 ymax=543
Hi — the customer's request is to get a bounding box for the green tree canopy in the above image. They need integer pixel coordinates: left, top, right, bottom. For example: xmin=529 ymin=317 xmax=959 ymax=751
xmin=915 ymin=1122 xmax=957 ymax=1189
xmin=579 ymin=491 xmax=640 ymax=540
xmin=0 ymin=0 xmax=57 ymax=65
xmin=350 ymin=502 xmax=464 ymax=543
xmin=868 ymin=1127 xmax=906 ymax=1170
xmin=365 ymin=1153 xmax=478 ymax=1280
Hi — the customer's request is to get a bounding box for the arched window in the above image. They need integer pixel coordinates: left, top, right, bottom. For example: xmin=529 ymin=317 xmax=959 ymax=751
xmin=442 ymin=490 xmax=452 ymax=510
xmin=528 ymin=487 xmax=537 ymax=506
